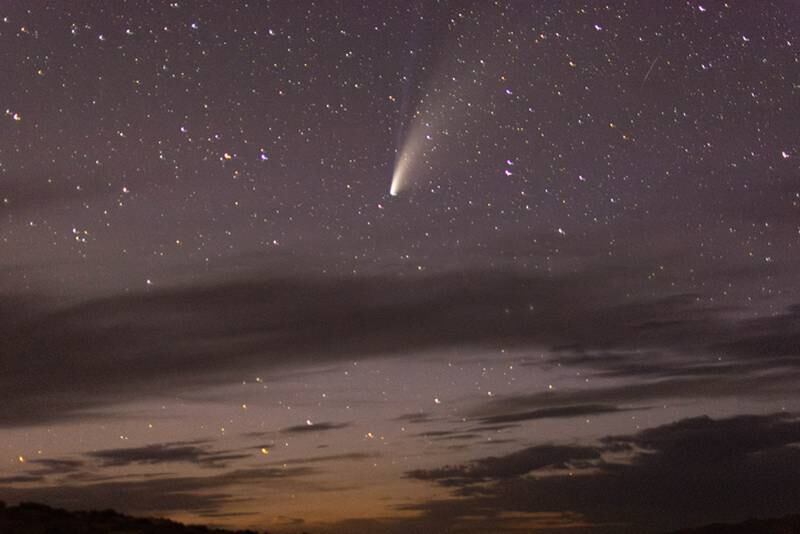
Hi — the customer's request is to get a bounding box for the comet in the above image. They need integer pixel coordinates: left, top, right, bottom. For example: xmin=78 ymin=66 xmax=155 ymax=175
xmin=389 ymin=135 xmax=420 ymax=197
xmin=390 ymin=101 xmax=435 ymax=197
xmin=388 ymin=9 xmax=493 ymax=196
xmin=389 ymin=103 xmax=421 ymax=197
xmin=389 ymin=173 xmax=401 ymax=197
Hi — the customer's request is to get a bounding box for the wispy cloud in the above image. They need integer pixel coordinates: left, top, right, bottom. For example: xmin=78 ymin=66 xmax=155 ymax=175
xmin=0 ymin=465 xmax=317 ymax=516
xmin=281 ymin=422 xmax=351 ymax=434
xmin=405 ymin=413 xmax=800 ymax=532
xmin=86 ymin=441 xmax=250 ymax=469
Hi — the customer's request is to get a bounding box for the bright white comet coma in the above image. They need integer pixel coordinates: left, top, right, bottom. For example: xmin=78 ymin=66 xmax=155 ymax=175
xmin=389 ymin=127 xmax=425 ymax=197
xmin=389 ymin=150 xmax=411 ymax=196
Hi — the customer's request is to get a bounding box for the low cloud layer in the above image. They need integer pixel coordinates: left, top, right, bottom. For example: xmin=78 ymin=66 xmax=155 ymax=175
xmin=86 ymin=441 xmax=250 ymax=469
xmin=0 ymin=464 xmax=316 ymax=516
xmin=405 ymin=413 xmax=800 ymax=532
xmin=2 ymin=268 xmax=799 ymax=428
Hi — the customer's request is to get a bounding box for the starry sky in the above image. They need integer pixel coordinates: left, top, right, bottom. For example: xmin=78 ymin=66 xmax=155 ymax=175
xmin=1 ymin=1 xmax=800 ymax=532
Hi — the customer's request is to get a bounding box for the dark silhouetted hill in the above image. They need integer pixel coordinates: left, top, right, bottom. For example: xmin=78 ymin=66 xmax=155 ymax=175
xmin=0 ymin=501 xmax=262 ymax=534
xmin=670 ymin=514 xmax=800 ymax=533
xmin=4 ymin=500 xmax=800 ymax=534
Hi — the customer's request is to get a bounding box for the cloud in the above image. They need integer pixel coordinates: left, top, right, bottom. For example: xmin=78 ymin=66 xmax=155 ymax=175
xmin=277 ymin=452 xmax=379 ymax=465
xmin=0 ymin=465 xmax=316 ymax=516
xmin=394 ymin=412 xmax=433 ymax=424
xmin=1 ymin=268 xmax=798 ymax=428
xmin=404 ymin=413 xmax=800 ymax=532
xmin=0 ymin=458 xmax=87 ymax=484
xmin=0 ymin=475 xmax=44 ymax=484
xmin=711 ymin=304 xmax=800 ymax=359
xmin=422 ymin=432 xmax=482 ymax=442
xmin=537 ymin=347 xmax=799 ymax=382
xmin=281 ymin=422 xmax=351 ymax=434
xmin=475 ymin=404 xmax=627 ymax=425
xmin=471 ymin=372 xmax=800 ymax=422
xmin=85 ymin=441 xmax=250 ymax=468
xmin=414 ymin=430 xmax=463 ymax=438
xmin=408 ymin=444 xmax=601 ymax=485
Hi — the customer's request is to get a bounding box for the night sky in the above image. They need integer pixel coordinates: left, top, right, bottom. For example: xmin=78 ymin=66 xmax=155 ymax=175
xmin=2 ymin=1 xmax=800 ymax=533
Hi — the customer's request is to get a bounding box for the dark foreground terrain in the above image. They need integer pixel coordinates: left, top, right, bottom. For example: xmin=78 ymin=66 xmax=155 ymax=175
xmin=2 ymin=500 xmax=800 ymax=534
xmin=670 ymin=514 xmax=800 ymax=534
xmin=0 ymin=501 xmax=260 ymax=534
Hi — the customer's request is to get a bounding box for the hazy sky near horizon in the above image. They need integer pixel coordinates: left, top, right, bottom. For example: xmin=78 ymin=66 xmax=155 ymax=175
xmin=2 ymin=1 xmax=800 ymax=532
